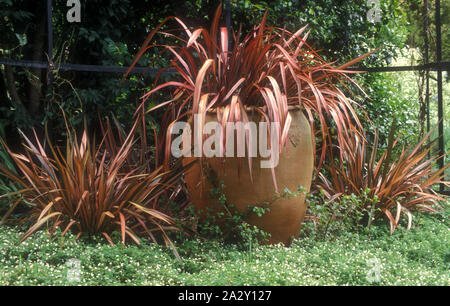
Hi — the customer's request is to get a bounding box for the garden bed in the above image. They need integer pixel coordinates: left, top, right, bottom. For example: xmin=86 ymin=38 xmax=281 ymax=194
xmin=0 ymin=208 xmax=448 ymax=286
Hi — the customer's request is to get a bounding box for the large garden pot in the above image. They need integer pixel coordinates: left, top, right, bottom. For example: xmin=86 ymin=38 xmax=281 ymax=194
xmin=182 ymin=106 xmax=314 ymax=245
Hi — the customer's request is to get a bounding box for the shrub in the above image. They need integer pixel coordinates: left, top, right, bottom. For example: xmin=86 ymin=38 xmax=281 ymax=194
xmin=354 ymin=72 xmax=420 ymax=150
xmin=302 ymin=188 xmax=381 ymax=238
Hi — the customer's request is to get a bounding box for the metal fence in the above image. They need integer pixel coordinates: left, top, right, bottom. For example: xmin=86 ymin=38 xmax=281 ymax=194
xmin=0 ymin=0 xmax=448 ymax=193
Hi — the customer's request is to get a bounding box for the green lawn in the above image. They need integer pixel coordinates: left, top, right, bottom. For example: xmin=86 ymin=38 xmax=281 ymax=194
xmin=0 ymin=208 xmax=448 ymax=286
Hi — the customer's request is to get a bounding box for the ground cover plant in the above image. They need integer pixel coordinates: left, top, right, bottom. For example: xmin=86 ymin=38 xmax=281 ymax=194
xmin=0 ymin=205 xmax=448 ymax=286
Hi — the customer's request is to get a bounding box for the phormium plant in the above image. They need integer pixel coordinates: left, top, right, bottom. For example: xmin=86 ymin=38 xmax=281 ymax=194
xmin=0 ymin=113 xmax=195 ymax=258
xmin=124 ymin=4 xmax=374 ymax=178
xmin=316 ymin=122 xmax=449 ymax=233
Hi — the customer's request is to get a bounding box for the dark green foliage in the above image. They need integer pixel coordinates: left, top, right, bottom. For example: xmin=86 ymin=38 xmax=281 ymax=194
xmin=354 ymin=72 xmax=420 ymax=148
xmin=225 ymin=0 xmax=407 ymax=64
xmin=0 ymin=0 xmax=409 ymax=147
xmin=301 ymin=189 xmax=382 ymax=238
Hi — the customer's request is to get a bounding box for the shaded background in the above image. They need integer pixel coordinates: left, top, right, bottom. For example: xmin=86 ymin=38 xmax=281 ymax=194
xmin=0 ymin=0 xmax=448 ymax=178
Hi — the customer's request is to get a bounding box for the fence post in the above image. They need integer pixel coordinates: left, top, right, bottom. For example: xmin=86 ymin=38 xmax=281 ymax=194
xmin=423 ymin=0 xmax=430 ymax=140
xmin=435 ymin=0 xmax=445 ymax=192
xmin=47 ymin=0 xmax=53 ymax=93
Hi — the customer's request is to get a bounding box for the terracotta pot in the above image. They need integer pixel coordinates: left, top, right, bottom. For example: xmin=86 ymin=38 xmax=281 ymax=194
xmin=182 ymin=106 xmax=314 ymax=245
